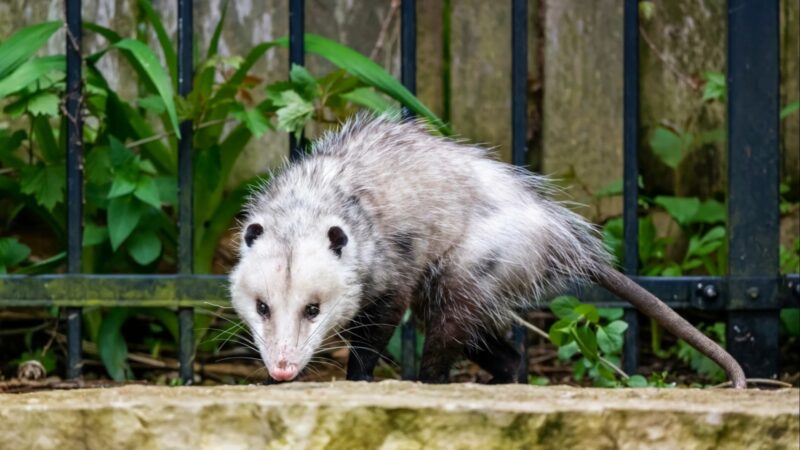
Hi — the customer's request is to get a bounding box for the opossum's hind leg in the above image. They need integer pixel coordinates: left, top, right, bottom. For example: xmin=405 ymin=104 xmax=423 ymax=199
xmin=344 ymin=290 xmax=407 ymax=381
xmin=463 ymin=332 xmax=521 ymax=384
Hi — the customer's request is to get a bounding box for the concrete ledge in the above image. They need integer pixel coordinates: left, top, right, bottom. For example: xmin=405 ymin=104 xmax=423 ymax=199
xmin=0 ymin=382 xmax=797 ymax=449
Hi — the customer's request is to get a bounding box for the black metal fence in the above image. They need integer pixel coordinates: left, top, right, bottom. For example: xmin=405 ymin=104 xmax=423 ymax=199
xmin=0 ymin=0 xmax=797 ymax=384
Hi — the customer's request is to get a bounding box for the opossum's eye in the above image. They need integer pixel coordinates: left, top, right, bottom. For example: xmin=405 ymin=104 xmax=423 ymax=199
xmin=244 ymin=223 xmax=264 ymax=247
xmin=256 ymin=299 xmax=270 ymax=318
xmin=304 ymin=303 xmax=320 ymax=320
xmin=327 ymin=226 xmax=348 ymax=257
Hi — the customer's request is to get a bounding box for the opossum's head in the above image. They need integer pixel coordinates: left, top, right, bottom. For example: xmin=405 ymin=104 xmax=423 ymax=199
xmin=229 ymin=219 xmax=361 ymax=382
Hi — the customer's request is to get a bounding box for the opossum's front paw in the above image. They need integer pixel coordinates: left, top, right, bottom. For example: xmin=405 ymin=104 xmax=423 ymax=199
xmin=346 ymin=373 xmax=374 ymax=382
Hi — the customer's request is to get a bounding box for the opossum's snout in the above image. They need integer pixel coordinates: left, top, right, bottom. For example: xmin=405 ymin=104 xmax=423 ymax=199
xmin=267 ymin=352 xmax=300 ymax=381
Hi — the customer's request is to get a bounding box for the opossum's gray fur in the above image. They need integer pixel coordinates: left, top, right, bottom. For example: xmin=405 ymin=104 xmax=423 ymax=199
xmin=242 ymin=113 xmax=610 ymax=336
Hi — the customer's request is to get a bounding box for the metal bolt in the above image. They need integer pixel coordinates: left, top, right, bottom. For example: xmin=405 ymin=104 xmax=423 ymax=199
xmin=746 ymin=287 xmax=759 ymax=300
xmin=701 ymin=284 xmax=718 ymax=300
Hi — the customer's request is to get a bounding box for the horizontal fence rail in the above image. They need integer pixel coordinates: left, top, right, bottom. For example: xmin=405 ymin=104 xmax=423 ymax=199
xmin=0 ymin=0 xmax=796 ymax=383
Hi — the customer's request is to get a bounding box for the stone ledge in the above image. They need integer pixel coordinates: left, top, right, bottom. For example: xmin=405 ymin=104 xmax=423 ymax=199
xmin=0 ymin=382 xmax=797 ymax=450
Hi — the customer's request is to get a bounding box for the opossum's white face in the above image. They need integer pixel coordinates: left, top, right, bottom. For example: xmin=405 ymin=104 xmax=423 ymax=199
xmin=229 ymin=221 xmax=360 ymax=382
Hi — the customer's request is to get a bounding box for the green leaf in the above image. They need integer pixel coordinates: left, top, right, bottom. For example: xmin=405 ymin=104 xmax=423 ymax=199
xmin=20 ymin=164 xmax=65 ymax=211
xmin=97 ymin=308 xmax=131 ymax=381
xmin=781 ymin=100 xmax=799 ymax=119
xmin=548 ymin=318 xmax=573 ymax=347
xmin=137 ymin=0 xmax=178 ymax=86
xmin=598 ymin=308 xmax=624 ymax=321
xmin=127 ymin=230 xmax=162 ymax=265
xmin=575 ymin=304 xmax=599 ymax=324
xmin=557 ymin=341 xmax=579 ymax=360
xmin=649 ymin=126 xmax=684 ymax=169
xmin=134 ymin=176 xmax=161 ymax=210
xmin=692 ymin=199 xmax=726 ymax=224
xmin=113 ymin=39 xmax=181 ymax=138
xmin=572 ymin=326 xmax=598 ymax=361
xmin=780 ymin=309 xmax=800 ymax=337
xmin=232 ymin=105 xmax=272 ymax=139
xmin=654 ymin=196 xmax=700 ymax=226
xmin=279 ymin=34 xmax=448 ymax=134
xmin=274 ymin=90 xmax=314 ymax=138
xmin=289 ymin=63 xmax=318 ymax=100
xmin=0 ymin=21 xmax=62 ymax=80
xmin=206 ymin=0 xmax=230 ymax=58
xmin=154 ymin=176 xmax=178 ymax=205
xmin=137 ymin=95 xmax=166 ymax=114
xmin=107 ymin=174 xmax=139 ymax=198
xmin=83 ymin=223 xmax=109 ymax=247
xmin=625 ymin=374 xmax=649 ymax=387
xmin=0 ymin=55 xmax=65 ymax=99
xmin=549 ymin=296 xmax=581 ymax=320
xmin=24 ymin=91 xmax=60 ymax=117
xmin=702 ymin=71 xmax=726 ymax=103
xmin=597 ymin=326 xmax=623 ymax=354
xmin=339 ymin=87 xmax=400 ymax=115
xmin=107 ymin=196 xmax=144 ymax=250
xmin=85 ymin=146 xmax=113 ymax=185
xmin=32 ymin=114 xmax=61 ymax=162
xmin=109 ymin=136 xmax=135 ymax=168
xmin=605 ymin=320 xmax=629 ymax=336
xmin=0 ymin=237 xmax=31 ymax=271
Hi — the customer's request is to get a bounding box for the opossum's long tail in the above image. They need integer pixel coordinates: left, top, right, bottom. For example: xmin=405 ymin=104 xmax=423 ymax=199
xmin=594 ymin=267 xmax=747 ymax=389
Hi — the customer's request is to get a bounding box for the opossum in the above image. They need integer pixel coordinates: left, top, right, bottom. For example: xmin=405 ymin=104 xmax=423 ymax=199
xmin=229 ymin=114 xmax=746 ymax=388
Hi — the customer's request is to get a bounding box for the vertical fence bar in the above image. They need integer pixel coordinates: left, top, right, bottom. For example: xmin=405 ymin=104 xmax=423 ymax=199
xmin=511 ymin=0 xmax=528 ymax=383
xmin=289 ymin=0 xmax=305 ymax=160
xmin=400 ymin=0 xmax=417 ymax=381
xmin=65 ymin=0 xmax=83 ymax=380
xmin=621 ymin=0 xmax=640 ymax=375
xmin=177 ymin=0 xmax=194 ymax=384
xmin=726 ymin=0 xmax=780 ymax=378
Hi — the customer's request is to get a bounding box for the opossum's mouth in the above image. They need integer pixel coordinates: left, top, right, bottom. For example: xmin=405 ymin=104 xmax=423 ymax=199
xmin=268 ymin=361 xmax=299 ymax=381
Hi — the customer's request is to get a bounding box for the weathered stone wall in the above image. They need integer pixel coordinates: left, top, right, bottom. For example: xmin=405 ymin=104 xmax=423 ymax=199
xmin=0 ymin=383 xmax=798 ymax=450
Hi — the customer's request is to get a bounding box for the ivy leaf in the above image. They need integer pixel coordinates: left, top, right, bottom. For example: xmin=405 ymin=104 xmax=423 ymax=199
xmin=83 ymin=223 xmax=109 ymax=247
xmin=20 ymin=163 xmax=65 ymax=211
xmin=107 ymin=196 xmax=143 ymax=250
xmin=0 ymin=237 xmax=31 ymax=273
xmin=134 ymin=176 xmax=161 ymax=210
xmin=127 ymin=230 xmax=162 ymax=265
xmin=549 ymin=296 xmax=581 ymax=320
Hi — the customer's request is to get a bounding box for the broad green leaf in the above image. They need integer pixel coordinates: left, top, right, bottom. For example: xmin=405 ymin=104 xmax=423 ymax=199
xmin=598 ymin=308 xmax=624 ymax=321
xmin=781 ymin=100 xmax=799 ymax=119
xmin=107 ymin=196 xmax=144 ymax=250
xmin=97 ymin=308 xmax=130 ymax=381
xmin=575 ymin=304 xmax=599 ymax=324
xmin=692 ymin=199 xmax=725 ymax=224
xmin=113 ymin=39 xmax=181 ymax=138
xmin=107 ymin=174 xmax=138 ymax=198
xmin=22 ymin=91 xmax=60 ymax=117
xmin=137 ymin=95 xmax=166 ymax=114
xmin=572 ymin=326 xmax=598 ymax=361
xmin=109 ymin=136 xmax=135 ymax=168
xmin=127 ymin=230 xmax=162 ymax=265
xmin=549 ymin=296 xmax=581 ymax=320
xmin=85 ymin=146 xmax=113 ymax=185
xmin=605 ymin=320 xmax=629 ymax=336
xmin=649 ymin=126 xmax=684 ymax=169
xmin=275 ymin=90 xmax=314 ymax=137
xmin=0 ymin=21 xmax=62 ymax=79
xmin=289 ymin=63 xmax=318 ymax=100
xmin=134 ymin=176 xmax=161 ymax=210
xmin=557 ymin=341 xmax=579 ymax=360
xmin=232 ymin=105 xmax=272 ymax=139
xmin=340 ymin=87 xmax=400 ymax=115
xmin=597 ymin=326 xmax=623 ymax=354
xmin=548 ymin=318 xmax=573 ymax=347
xmin=137 ymin=0 xmax=177 ymax=85
xmin=83 ymin=223 xmax=109 ymax=247
xmin=625 ymin=374 xmax=649 ymax=387
xmin=20 ymin=164 xmax=65 ymax=211
xmin=702 ymin=71 xmax=726 ymax=103
xmin=277 ymin=34 xmax=448 ymax=134
xmin=154 ymin=176 xmax=178 ymax=205
xmin=780 ymin=309 xmax=800 ymax=337
xmin=0 ymin=237 xmax=31 ymax=271
xmin=654 ymin=196 xmax=700 ymax=226
xmin=32 ymin=115 xmax=61 ymax=162
xmin=0 ymin=56 xmax=65 ymax=99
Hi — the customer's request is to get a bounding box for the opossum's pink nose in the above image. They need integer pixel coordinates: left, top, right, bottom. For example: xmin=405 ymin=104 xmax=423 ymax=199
xmin=270 ymin=360 xmax=298 ymax=381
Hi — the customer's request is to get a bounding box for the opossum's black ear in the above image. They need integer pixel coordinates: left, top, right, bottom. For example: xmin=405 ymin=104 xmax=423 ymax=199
xmin=244 ymin=223 xmax=264 ymax=247
xmin=327 ymin=226 xmax=348 ymax=257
